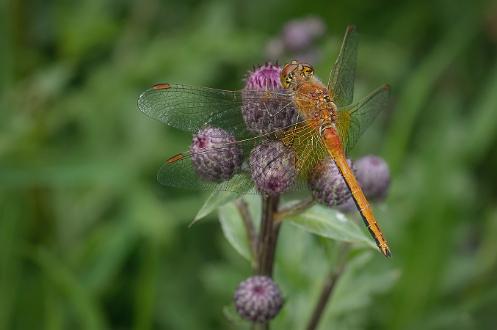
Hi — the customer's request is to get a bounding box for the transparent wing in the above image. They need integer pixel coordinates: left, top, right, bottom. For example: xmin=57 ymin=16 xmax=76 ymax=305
xmin=327 ymin=25 xmax=358 ymax=107
xmin=158 ymin=159 xmax=256 ymax=194
xmin=279 ymin=121 xmax=328 ymax=178
xmin=336 ymin=85 xmax=390 ymax=154
xmin=157 ymin=121 xmax=328 ymax=193
xmin=157 ymin=132 xmax=260 ymax=193
xmin=137 ymin=83 xmax=296 ymax=138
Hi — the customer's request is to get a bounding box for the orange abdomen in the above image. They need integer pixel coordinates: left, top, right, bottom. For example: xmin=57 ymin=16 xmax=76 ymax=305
xmin=322 ymin=128 xmax=391 ymax=257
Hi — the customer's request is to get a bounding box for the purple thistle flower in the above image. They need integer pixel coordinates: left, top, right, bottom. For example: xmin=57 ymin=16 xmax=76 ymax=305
xmin=249 ymin=141 xmax=296 ymax=195
xmin=190 ymin=127 xmax=242 ymax=182
xmin=308 ymin=158 xmax=356 ymax=207
xmin=244 ymin=63 xmax=282 ymax=90
xmin=241 ymin=63 xmax=299 ymax=134
xmin=234 ymin=276 xmax=283 ymax=323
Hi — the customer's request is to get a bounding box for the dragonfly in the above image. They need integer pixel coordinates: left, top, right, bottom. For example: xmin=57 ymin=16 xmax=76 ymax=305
xmin=138 ymin=26 xmax=391 ymax=257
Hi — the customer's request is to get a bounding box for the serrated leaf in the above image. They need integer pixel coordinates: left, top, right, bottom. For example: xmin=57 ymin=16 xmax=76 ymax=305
xmin=286 ymin=205 xmax=377 ymax=250
xmin=191 ymin=190 xmax=241 ymax=226
xmin=218 ymin=202 xmax=252 ymax=261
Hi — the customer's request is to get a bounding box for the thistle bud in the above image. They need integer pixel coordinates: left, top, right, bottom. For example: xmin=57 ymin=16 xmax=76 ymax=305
xmin=242 ymin=63 xmax=299 ymax=134
xmin=337 ymin=155 xmax=391 ymax=213
xmin=249 ymin=141 xmax=296 ymax=195
xmin=354 ymin=155 xmax=390 ymax=201
xmin=190 ymin=127 xmax=242 ymax=182
xmin=234 ymin=276 xmax=283 ymax=323
xmin=308 ymin=158 xmax=355 ymax=207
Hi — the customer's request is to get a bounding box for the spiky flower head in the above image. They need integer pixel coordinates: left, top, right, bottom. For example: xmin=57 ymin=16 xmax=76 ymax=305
xmin=249 ymin=141 xmax=296 ymax=195
xmin=234 ymin=276 xmax=283 ymax=323
xmin=190 ymin=127 xmax=242 ymax=182
xmin=354 ymin=155 xmax=390 ymax=201
xmin=241 ymin=63 xmax=299 ymax=134
xmin=308 ymin=158 xmax=355 ymax=207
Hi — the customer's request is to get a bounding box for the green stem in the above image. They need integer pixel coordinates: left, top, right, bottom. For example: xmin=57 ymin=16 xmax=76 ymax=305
xmin=235 ymin=198 xmax=258 ymax=270
xmin=257 ymin=195 xmax=280 ymax=277
xmin=245 ymin=195 xmax=281 ymax=330
xmin=306 ymin=244 xmax=349 ymax=330
xmin=274 ymin=197 xmax=315 ymax=223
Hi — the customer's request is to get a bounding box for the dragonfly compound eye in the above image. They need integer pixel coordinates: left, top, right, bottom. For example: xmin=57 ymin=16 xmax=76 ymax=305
xmin=308 ymin=158 xmax=356 ymax=207
xmin=286 ymin=76 xmax=293 ymax=85
xmin=249 ymin=141 xmax=296 ymax=195
xmin=242 ymin=63 xmax=299 ymax=134
xmin=190 ymin=127 xmax=243 ymax=182
xmin=302 ymin=65 xmax=314 ymax=77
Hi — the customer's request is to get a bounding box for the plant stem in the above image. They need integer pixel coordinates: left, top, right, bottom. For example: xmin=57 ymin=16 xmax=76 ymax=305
xmin=274 ymin=197 xmax=315 ymax=223
xmin=254 ymin=323 xmax=269 ymax=330
xmin=257 ymin=195 xmax=280 ymax=277
xmin=235 ymin=198 xmax=258 ymax=270
xmin=306 ymin=245 xmax=349 ymax=330
xmin=250 ymin=195 xmax=280 ymax=330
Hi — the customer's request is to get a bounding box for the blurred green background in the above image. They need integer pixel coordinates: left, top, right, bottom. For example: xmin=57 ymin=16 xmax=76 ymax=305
xmin=2 ymin=0 xmax=497 ymax=329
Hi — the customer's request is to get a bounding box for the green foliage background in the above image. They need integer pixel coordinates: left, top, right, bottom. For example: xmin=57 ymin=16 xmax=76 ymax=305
xmin=1 ymin=0 xmax=497 ymax=329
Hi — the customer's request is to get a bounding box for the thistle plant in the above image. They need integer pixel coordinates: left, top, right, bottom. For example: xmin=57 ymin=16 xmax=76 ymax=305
xmin=183 ymin=63 xmax=392 ymax=328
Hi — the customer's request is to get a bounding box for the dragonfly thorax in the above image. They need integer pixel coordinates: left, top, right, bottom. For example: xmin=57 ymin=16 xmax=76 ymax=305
xmin=292 ymin=79 xmax=337 ymax=127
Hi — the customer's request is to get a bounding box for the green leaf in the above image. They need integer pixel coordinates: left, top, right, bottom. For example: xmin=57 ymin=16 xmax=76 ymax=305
xmin=218 ymin=202 xmax=252 ymax=261
xmin=286 ymin=205 xmax=376 ymax=250
xmin=191 ymin=190 xmax=242 ymax=226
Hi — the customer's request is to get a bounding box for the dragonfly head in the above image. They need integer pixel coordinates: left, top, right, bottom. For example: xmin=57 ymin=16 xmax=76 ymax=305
xmin=281 ymin=60 xmax=314 ymax=89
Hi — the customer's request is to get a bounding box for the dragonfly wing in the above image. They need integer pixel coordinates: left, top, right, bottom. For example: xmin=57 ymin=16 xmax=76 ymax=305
xmin=280 ymin=121 xmax=328 ymax=178
xmin=157 ymin=120 xmax=327 ymax=194
xmin=327 ymin=25 xmax=359 ymax=107
xmin=158 ymin=157 xmax=256 ymax=194
xmin=336 ymin=85 xmax=390 ymax=153
xmin=138 ymin=83 xmax=295 ymax=138
xmin=138 ymin=83 xmax=247 ymax=134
